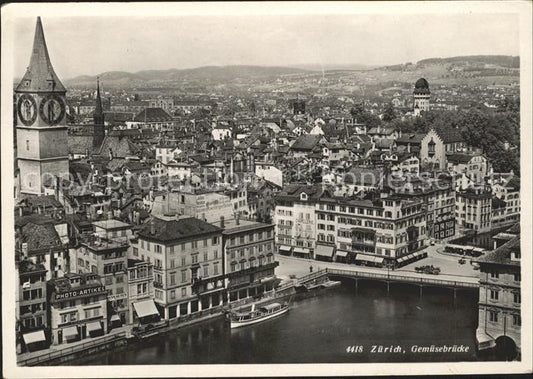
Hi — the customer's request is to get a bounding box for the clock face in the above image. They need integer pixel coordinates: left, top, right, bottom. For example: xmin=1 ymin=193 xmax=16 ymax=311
xmin=39 ymin=94 xmax=65 ymax=125
xmin=17 ymin=94 xmax=37 ymax=126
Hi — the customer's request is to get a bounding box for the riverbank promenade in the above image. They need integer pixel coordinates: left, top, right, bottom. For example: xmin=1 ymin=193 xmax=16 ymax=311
xmin=275 ymin=243 xmax=479 ymax=287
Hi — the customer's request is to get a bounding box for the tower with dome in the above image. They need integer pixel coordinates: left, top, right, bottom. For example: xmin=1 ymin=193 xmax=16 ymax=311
xmin=413 ymin=77 xmax=430 ymax=116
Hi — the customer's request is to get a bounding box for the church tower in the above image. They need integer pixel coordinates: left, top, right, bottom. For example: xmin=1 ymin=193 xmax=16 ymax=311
xmin=15 ymin=17 xmax=69 ymax=195
xmin=93 ymin=77 xmax=105 ymax=149
xmin=413 ymin=78 xmax=430 ymax=116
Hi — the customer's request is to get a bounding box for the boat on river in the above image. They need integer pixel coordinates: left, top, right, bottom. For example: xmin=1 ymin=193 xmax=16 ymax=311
xmin=228 ymin=302 xmax=289 ymax=328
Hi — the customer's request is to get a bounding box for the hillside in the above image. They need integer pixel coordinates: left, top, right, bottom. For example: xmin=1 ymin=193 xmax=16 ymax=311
xmin=64 ymin=65 xmax=313 ymax=88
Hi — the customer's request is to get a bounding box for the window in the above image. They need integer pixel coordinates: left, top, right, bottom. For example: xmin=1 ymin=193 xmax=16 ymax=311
xmin=181 ymin=270 xmax=187 ymax=283
xmin=170 ymin=259 xmax=175 ymax=269
xmin=490 ymin=270 xmax=499 ymax=279
xmin=513 ymin=293 xmax=521 ymax=304
xmin=489 ymin=290 xmax=499 ymax=300
xmin=170 ymin=272 xmax=176 ymax=285
xmin=212 ymin=236 xmax=219 ymax=245
xmin=214 ymin=263 xmax=219 ymax=275
xmin=513 ymin=315 xmax=521 ymax=326
xmin=203 ymin=239 xmax=208 ymax=247
xmin=133 ymin=247 xmax=138 ymax=257
xmin=203 ymin=265 xmax=209 ymax=277
xmin=170 ymin=290 xmax=176 ymax=299
xmin=116 ymin=274 xmax=123 ymax=283
xmin=192 ymin=254 xmax=198 ymax=264
xmin=26 ymin=140 xmax=30 ymax=151
xmin=181 ymin=288 xmax=187 ymax=297
xmin=489 ymin=311 xmax=498 ymax=323
xmin=514 ymin=273 xmax=521 ymax=282
xmin=203 ymin=252 xmax=208 ymax=261
xmin=181 ymin=257 xmax=186 ymax=266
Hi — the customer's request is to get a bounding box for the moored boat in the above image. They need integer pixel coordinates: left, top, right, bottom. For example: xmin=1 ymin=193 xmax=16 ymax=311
xmin=228 ymin=302 xmax=289 ymax=328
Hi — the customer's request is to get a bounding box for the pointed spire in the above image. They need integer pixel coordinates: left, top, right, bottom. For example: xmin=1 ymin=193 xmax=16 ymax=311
xmin=95 ymin=76 xmax=103 ymax=115
xmin=16 ymin=17 xmax=66 ymax=93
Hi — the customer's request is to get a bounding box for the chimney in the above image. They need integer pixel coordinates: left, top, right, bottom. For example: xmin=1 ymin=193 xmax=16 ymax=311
xmin=235 ymin=214 xmax=240 ymax=225
xmin=220 ymin=216 xmax=225 ymax=228
xmin=150 ymin=220 xmax=155 ymax=235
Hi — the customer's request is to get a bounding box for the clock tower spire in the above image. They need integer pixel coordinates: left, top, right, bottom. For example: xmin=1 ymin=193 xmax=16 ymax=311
xmin=15 ymin=17 xmax=69 ymax=196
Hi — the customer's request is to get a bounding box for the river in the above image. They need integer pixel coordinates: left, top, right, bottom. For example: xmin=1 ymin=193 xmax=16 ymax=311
xmin=68 ymin=281 xmax=483 ymax=365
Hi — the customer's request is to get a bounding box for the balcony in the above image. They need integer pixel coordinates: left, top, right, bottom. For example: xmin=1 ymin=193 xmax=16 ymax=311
xmin=153 ymin=281 xmax=164 ymax=289
xmin=226 ymin=261 xmax=279 ymax=280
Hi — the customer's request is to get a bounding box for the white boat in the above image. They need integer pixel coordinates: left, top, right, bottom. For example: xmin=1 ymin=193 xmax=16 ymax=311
xmin=320 ymin=280 xmax=341 ymax=289
xmin=228 ymin=302 xmax=289 ymax=329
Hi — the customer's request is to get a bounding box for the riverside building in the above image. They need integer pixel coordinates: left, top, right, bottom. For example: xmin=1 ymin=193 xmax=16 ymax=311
xmin=70 ymin=235 xmax=129 ymax=327
xmin=47 ymin=273 xmax=108 ymax=345
xmin=215 ymin=217 xmax=278 ymax=302
xmin=315 ymin=194 xmax=427 ymax=267
xmin=476 ymin=234 xmax=521 ymax=360
xmin=137 ymin=217 xmax=224 ymax=320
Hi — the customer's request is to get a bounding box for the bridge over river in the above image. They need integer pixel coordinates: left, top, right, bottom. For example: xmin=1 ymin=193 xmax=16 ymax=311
xmin=278 ymin=266 xmax=479 ymax=297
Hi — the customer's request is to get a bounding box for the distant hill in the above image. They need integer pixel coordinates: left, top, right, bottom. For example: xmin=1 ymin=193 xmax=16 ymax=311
xmin=416 ymin=55 xmax=519 ymax=68
xmin=64 ymin=65 xmax=314 ymax=88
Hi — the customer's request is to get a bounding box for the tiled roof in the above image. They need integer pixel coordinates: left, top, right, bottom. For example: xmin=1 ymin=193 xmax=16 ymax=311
xmin=477 ymin=235 xmax=520 ymax=266
xmin=433 ymin=127 xmax=464 ymax=144
xmin=20 ymin=195 xmax=62 ymax=209
xmin=68 ymin=135 xmax=97 ymax=154
xmin=16 ymin=18 xmax=66 ymax=93
xmin=138 ymin=217 xmax=222 ymax=243
xmin=446 ymin=153 xmax=474 ymax=164
xmin=374 ymin=138 xmax=395 ymax=149
xmin=396 ymin=133 xmax=425 ymax=144
xmin=21 ymin=222 xmax=62 ymax=251
xmin=133 ymin=107 xmax=173 ymax=122
xmin=98 ymin=135 xmax=137 ymax=158
xmin=291 ymin=135 xmax=324 ymax=151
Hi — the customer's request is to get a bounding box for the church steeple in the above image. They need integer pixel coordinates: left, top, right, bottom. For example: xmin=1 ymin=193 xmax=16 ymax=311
xmin=16 ymin=17 xmax=66 ymax=93
xmin=94 ymin=76 xmax=104 ymax=125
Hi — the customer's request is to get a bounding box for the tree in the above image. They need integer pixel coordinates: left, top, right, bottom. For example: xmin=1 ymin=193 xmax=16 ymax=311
xmin=382 ymin=102 xmax=397 ymax=122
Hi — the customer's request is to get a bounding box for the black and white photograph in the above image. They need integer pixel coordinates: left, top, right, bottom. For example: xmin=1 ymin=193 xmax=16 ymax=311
xmin=1 ymin=1 xmax=532 ymax=377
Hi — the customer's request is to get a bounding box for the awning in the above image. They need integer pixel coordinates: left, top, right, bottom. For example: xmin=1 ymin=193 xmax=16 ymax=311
xmin=279 ymin=245 xmax=292 ymax=252
xmin=133 ymin=299 xmax=160 ymax=318
xmin=356 ymin=254 xmax=376 ymax=262
xmin=374 ymin=257 xmax=384 ymax=263
xmin=315 ymin=244 xmax=334 ymax=257
xmin=335 ymin=250 xmax=348 ymax=257
xmin=87 ymin=321 xmax=102 ymax=333
xmin=406 ymin=253 xmax=415 ymax=260
xmin=23 ymin=330 xmax=46 ymax=345
xmin=352 ymin=227 xmax=375 ymax=234
xmin=397 ymin=256 xmax=407 ymax=263
xmin=293 ymin=247 xmax=309 ymax=255
xmin=63 ymin=326 xmax=78 ymax=339
xmin=110 ymin=314 xmax=121 ymax=322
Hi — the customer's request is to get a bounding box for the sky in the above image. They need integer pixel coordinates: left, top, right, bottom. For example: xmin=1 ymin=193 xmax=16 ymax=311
xmin=10 ymin=10 xmax=520 ymax=80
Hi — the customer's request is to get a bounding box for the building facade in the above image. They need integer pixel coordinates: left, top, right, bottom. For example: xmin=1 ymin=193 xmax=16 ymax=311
xmin=126 ymin=259 xmax=155 ymax=324
xmin=137 ymin=217 xmax=224 ymax=320
xmin=218 ymin=218 xmax=278 ymax=302
xmin=47 ymin=273 xmax=108 ymax=345
xmin=476 ymin=235 xmax=521 ymax=360
xmin=71 ymin=236 xmax=129 ymax=326
xmin=455 ymin=188 xmax=492 ymax=234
